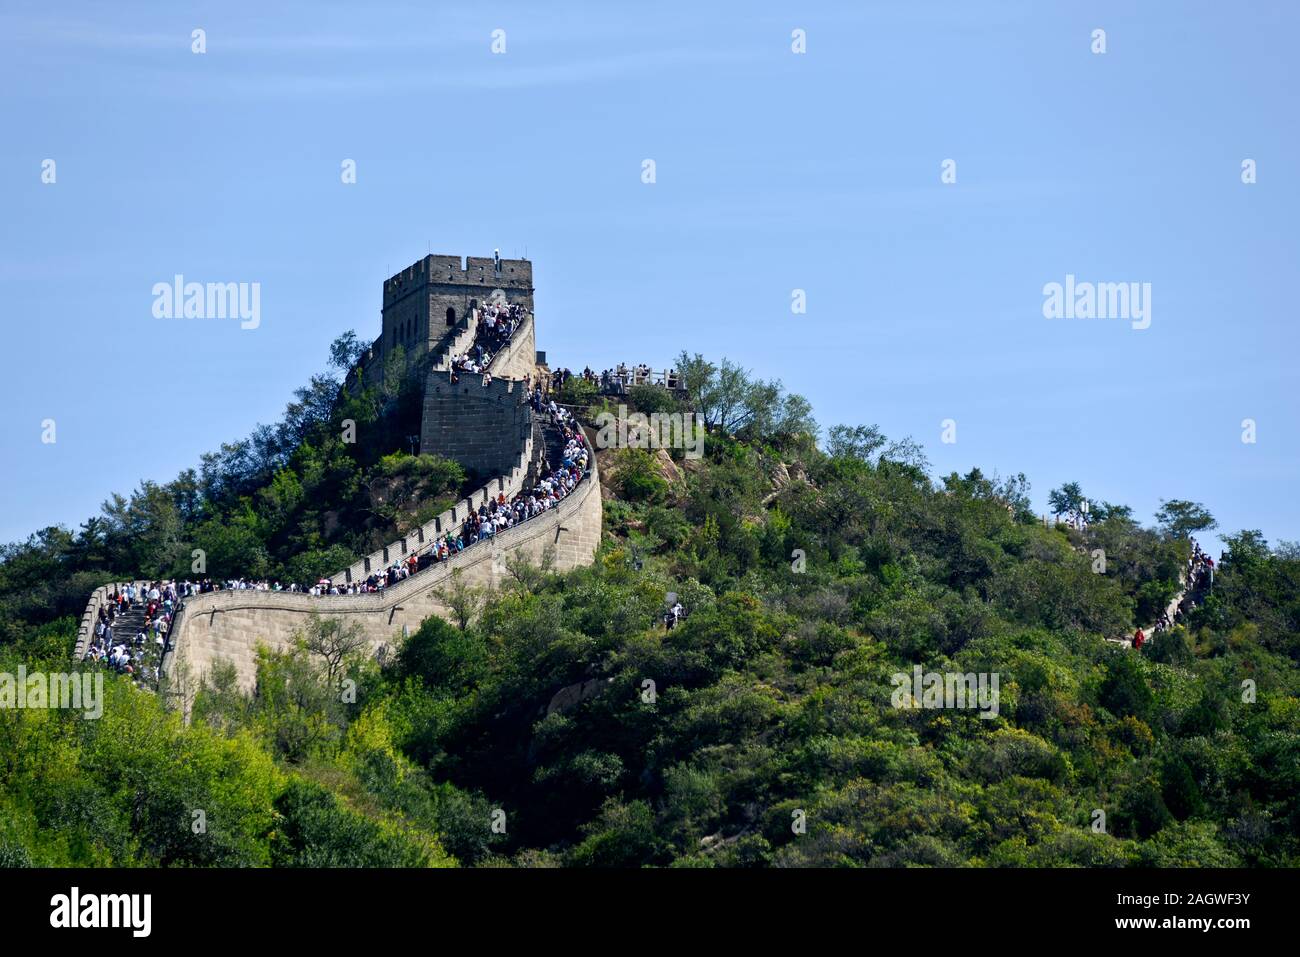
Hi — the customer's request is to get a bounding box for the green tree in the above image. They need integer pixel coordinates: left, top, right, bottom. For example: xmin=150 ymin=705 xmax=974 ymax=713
xmin=1155 ymin=499 xmax=1217 ymax=539
xmin=271 ymin=779 xmax=435 ymax=867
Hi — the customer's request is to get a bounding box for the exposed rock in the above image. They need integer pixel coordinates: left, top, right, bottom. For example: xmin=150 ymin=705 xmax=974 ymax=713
xmin=762 ymin=459 xmax=812 ymax=507
xmin=652 ymin=448 xmax=682 ymax=484
xmin=597 ymin=445 xmax=682 ymax=493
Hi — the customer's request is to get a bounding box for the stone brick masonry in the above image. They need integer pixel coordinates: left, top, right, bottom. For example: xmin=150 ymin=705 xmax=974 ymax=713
xmin=76 ymin=255 xmax=602 ymax=700
xmin=168 ymin=449 xmax=601 ymax=695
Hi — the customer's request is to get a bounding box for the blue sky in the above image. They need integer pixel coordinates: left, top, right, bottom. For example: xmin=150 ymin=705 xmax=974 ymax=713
xmin=1 ymin=0 xmax=1296 ymax=557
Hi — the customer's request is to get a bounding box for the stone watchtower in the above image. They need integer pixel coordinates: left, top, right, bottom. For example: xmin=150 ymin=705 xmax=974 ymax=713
xmin=356 ymin=253 xmax=541 ymax=484
xmin=91 ymin=252 xmax=602 ymax=698
xmin=378 ymin=253 xmax=534 ymax=370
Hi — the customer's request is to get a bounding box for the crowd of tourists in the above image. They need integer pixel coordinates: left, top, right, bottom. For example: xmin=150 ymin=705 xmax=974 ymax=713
xmin=252 ymin=406 xmax=587 ymax=592
xmin=314 ymin=416 xmax=584 ymax=591
xmin=79 ymin=404 xmax=590 ymax=666
xmin=190 ymin=577 xmax=361 ymax=595
xmin=450 ymin=299 xmax=528 ymax=380
xmin=477 ymin=299 xmax=525 ymax=351
xmin=83 ymin=580 xmax=191 ymax=684
xmin=1132 ymin=538 xmax=1219 ymax=647
xmin=1187 ymin=538 xmax=1216 ymax=591
xmin=80 ymin=339 xmax=589 ymax=684
xmin=598 ymin=364 xmax=681 ymax=393
xmin=460 ymin=429 xmax=589 ymax=547
xmin=547 ymin=364 xmax=682 ymax=396
xmin=1058 ymin=510 xmax=1091 ymax=531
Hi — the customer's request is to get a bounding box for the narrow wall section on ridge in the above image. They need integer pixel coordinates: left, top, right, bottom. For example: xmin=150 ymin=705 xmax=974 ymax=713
xmin=75 ymin=254 xmax=598 ymax=707
xmin=165 ymin=442 xmax=601 ymax=695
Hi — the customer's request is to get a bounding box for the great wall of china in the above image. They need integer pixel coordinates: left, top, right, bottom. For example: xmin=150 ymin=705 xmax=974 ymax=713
xmin=74 ymin=254 xmax=603 ymax=698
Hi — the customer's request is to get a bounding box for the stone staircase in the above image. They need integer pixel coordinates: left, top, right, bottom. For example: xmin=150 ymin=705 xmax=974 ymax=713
xmin=524 ymin=413 xmax=568 ymax=488
xmin=76 ymin=586 xmax=173 ymax=691
xmin=111 ymin=602 xmax=148 ymax=645
xmin=430 ymin=313 xmax=478 ymax=371
xmin=111 ymin=601 xmax=170 ymax=686
xmin=73 ymin=294 xmax=597 ymax=703
xmin=75 ymin=580 xmax=152 ymax=660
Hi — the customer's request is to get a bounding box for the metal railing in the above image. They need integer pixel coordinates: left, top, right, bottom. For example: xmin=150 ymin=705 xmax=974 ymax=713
xmin=591 ymin=369 xmax=685 ymax=393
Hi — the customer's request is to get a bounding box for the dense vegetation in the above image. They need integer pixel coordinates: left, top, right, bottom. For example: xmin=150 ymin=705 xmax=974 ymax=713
xmin=0 ymin=333 xmax=466 ymax=649
xmin=1 ymin=346 xmax=1297 ymax=867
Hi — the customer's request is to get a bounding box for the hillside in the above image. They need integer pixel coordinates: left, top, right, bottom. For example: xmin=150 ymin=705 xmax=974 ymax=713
xmin=1 ymin=345 xmax=1297 ymax=868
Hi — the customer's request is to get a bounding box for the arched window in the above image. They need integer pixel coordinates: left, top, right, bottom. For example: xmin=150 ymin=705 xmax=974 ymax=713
xmin=446 ymin=306 xmax=456 ymax=326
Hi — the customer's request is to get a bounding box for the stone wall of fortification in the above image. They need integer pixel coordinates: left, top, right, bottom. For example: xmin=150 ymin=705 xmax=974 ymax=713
xmin=76 ymin=254 xmax=599 ymax=710
xmin=337 ymin=427 xmax=533 ymax=586
xmin=75 ymin=579 xmax=156 ymax=660
xmin=486 ymin=313 xmax=537 ymax=383
xmin=380 ymin=255 xmax=534 ymax=373
xmin=165 ymin=446 xmax=602 ymax=695
xmin=420 ymin=371 xmax=532 ymax=483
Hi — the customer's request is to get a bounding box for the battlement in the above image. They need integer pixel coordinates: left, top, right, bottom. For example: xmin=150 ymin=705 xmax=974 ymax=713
xmin=76 ymin=252 xmax=601 ymax=701
xmin=162 ymin=446 xmax=602 ymax=697
xmin=378 ymin=253 xmax=535 ymax=378
xmin=383 ymin=254 xmax=533 ymax=305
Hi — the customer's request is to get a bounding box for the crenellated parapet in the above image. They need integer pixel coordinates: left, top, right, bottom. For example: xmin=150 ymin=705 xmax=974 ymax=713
xmin=74 ymin=255 xmax=600 ymax=706
xmin=378 ymin=253 xmax=534 ymax=378
xmin=165 ymin=430 xmax=601 ymax=698
xmin=334 ymin=424 xmax=534 ymax=586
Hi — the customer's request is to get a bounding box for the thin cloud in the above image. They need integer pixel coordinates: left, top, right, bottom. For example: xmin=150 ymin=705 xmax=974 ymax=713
xmin=56 ymin=45 xmax=761 ymax=98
